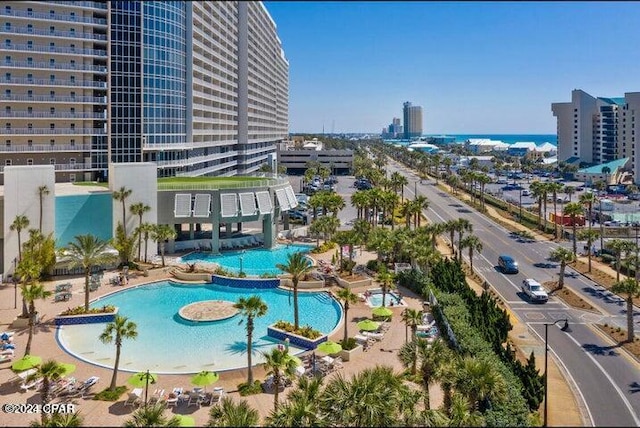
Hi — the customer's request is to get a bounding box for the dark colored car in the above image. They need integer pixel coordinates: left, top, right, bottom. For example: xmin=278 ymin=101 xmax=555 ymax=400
xmin=498 ymin=254 xmax=519 ymax=274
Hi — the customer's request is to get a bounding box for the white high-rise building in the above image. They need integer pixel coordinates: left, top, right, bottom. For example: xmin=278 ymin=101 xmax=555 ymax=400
xmin=552 ymin=89 xmax=640 ymax=183
xmin=0 ymin=1 xmax=288 ymax=183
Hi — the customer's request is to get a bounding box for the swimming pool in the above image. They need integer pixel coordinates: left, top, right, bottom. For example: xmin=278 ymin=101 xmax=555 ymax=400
xmin=366 ymin=290 xmax=406 ymax=308
xmin=57 ymin=281 xmax=342 ymax=374
xmin=178 ymin=244 xmax=313 ymax=276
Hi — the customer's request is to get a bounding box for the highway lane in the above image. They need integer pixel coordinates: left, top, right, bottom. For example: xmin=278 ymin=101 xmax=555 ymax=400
xmin=388 ymin=161 xmax=640 ymax=426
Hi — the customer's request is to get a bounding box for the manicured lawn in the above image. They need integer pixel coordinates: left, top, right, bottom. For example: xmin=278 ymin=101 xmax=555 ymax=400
xmin=73 ymin=181 xmax=109 ymax=188
xmin=158 ymin=176 xmax=273 ymax=190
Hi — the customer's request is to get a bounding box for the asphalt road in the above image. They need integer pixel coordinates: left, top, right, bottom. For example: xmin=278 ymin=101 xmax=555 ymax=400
xmin=387 ymin=160 xmax=640 ymax=427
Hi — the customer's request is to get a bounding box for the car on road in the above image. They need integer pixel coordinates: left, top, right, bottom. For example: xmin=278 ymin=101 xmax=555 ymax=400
xmin=521 ymin=189 xmax=531 ymax=197
xmin=521 ymin=278 xmax=548 ymax=303
xmin=498 ymin=254 xmax=519 ymax=274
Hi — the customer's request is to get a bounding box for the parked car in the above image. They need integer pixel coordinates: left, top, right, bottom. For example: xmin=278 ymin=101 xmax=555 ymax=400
xmin=288 ymin=210 xmax=308 ymax=224
xmin=521 ymin=278 xmax=548 ymax=303
xmin=498 ymin=254 xmax=519 ymax=274
xmin=521 ymin=189 xmax=531 ymax=197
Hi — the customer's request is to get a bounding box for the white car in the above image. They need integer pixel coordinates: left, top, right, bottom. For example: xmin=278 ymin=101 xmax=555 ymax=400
xmin=521 ymin=278 xmax=548 ymax=303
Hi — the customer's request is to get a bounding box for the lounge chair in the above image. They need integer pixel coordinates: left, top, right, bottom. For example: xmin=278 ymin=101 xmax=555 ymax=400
xmin=20 ymin=377 xmax=42 ymax=392
xmin=186 ymin=391 xmax=201 ymax=408
xmin=55 ymin=283 xmax=72 ymax=293
xmin=166 ymin=392 xmax=179 ymax=407
xmin=148 ymin=388 xmax=165 ymax=405
xmin=72 ymin=376 xmax=99 ymax=398
xmin=55 ymin=292 xmax=72 ymax=302
xmin=362 ymin=331 xmax=384 ymax=341
xmin=124 ymin=389 xmax=142 ymax=409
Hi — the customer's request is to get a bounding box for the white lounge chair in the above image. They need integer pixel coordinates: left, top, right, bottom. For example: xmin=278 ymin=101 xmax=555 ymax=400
xmin=362 ymin=331 xmax=384 ymax=341
xmin=187 ymin=391 xmax=201 ymax=408
xmin=124 ymin=389 xmax=142 ymax=409
xmin=20 ymin=377 xmax=42 ymax=392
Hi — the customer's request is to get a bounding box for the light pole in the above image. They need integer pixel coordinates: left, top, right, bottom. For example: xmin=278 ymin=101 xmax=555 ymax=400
xmin=239 ymin=250 xmax=245 ymax=276
xmin=544 ymin=319 xmax=572 ymax=427
xmin=414 ymin=181 xmax=418 ymax=200
xmin=634 ymin=223 xmax=640 ymax=284
xmin=12 ymin=258 xmax=17 ymax=309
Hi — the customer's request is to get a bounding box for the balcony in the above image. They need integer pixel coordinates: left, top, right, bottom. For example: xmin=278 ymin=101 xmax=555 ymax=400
xmin=3 ymin=60 xmax=107 ymax=73
xmin=0 ymin=143 xmax=92 ymax=153
xmin=2 ymin=26 xmax=107 ymax=41
xmin=154 ymin=152 xmax=236 ymax=168
xmin=3 ymin=128 xmax=106 ymax=135
xmin=33 ymin=1 xmax=109 ymax=10
xmin=0 ymin=111 xmax=106 ymax=119
xmin=3 ymin=43 xmax=107 ymax=56
xmin=1 ymin=77 xmax=107 ymax=88
xmin=0 ymin=9 xmax=108 ymax=25
xmin=2 ymin=95 xmax=107 ymax=103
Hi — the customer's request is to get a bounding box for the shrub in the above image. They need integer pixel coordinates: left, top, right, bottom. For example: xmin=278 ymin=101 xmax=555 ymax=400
xmin=238 ymin=380 xmax=262 ymax=396
xmin=273 ymin=320 xmax=322 ymax=339
xmin=600 ymin=254 xmax=616 ymax=264
xmin=340 ymin=337 xmax=358 ymax=351
xmin=366 ymin=259 xmax=384 ymax=272
xmin=60 ymin=305 xmax=116 ymax=316
xmin=93 ymin=386 xmax=127 ymax=401
xmin=311 ymin=242 xmax=336 ymax=254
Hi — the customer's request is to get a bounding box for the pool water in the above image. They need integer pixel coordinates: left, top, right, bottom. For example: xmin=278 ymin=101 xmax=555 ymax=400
xmin=179 ymin=244 xmax=313 ymax=276
xmin=57 ymin=281 xmax=342 ymax=374
xmin=367 ymin=291 xmax=405 ymax=308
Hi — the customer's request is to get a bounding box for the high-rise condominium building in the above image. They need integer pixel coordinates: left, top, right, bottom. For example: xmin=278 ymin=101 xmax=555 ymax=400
xmin=552 ymin=89 xmax=640 ymax=183
xmin=403 ymin=101 xmax=423 ymax=140
xmin=0 ymin=1 xmax=288 ymax=183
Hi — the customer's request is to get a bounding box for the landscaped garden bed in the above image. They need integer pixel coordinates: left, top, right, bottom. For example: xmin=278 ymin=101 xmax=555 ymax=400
xmin=55 ymin=305 xmax=118 ymax=325
xmin=267 ymin=321 xmax=326 ymax=350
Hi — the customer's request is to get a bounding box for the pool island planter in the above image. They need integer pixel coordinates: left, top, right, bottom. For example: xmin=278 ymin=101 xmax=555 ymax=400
xmin=339 ymin=344 xmax=363 ymax=362
xmin=337 ymin=275 xmax=372 ymax=289
xmin=267 ymin=325 xmax=328 ymax=350
xmin=279 ymin=276 xmax=325 ymax=289
xmin=171 ymin=269 xmax=213 ymax=282
xmin=55 ymin=307 xmax=119 ymax=326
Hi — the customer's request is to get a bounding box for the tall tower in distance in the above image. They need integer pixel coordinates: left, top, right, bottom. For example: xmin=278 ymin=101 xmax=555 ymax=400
xmin=403 ymin=101 xmax=423 ymax=140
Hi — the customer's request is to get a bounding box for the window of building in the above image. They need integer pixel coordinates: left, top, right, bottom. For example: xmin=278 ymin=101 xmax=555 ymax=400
xmin=70 ymin=44 xmax=75 ymax=51
xmin=5 ymin=159 xmax=12 ymax=166
xmin=49 ymin=42 xmax=55 ymax=51
xmin=27 ymin=159 xmax=33 ymax=166
xmin=4 ymin=72 xmax=9 ymax=80
xmin=27 ymin=107 xmax=32 ymax=114
xmin=69 ymin=75 xmax=75 ymax=83
xmin=5 ymin=6 xmax=11 ymax=13
xmin=49 ymin=90 xmax=54 ymax=98
xmin=5 ymin=123 xmax=10 ymax=129
xmin=27 ymin=73 xmax=33 ymax=81
xmin=27 ymin=41 xmax=33 ymax=49
xmin=4 ymin=89 xmax=10 ymax=97
xmin=4 ymin=56 xmax=10 ymax=64
xmin=27 ymin=8 xmax=32 ymax=16
xmin=27 ymin=24 xmax=32 ymax=33
xmin=69 ymin=173 xmax=76 ymax=183
xmin=27 ymin=140 xmax=32 ymax=146
xmin=49 ymin=10 xmax=55 ymax=15
xmin=70 ymin=123 xmax=75 ymax=130
xmin=70 ymin=107 xmax=75 ymax=115
xmin=49 ymin=58 xmax=55 ymax=65
xmin=4 ymin=106 xmax=9 ymax=114
xmin=70 ymin=139 xmax=75 ymax=146
xmin=70 ymin=60 xmax=75 ymax=68
xmin=49 ymin=158 xmax=55 ymax=164
xmin=70 ymin=28 xmax=75 ymax=35
xmin=50 ymin=26 xmax=55 ymax=33
xmin=27 ymin=123 xmax=32 ymax=129
xmin=49 ymin=140 xmax=54 ymax=146
xmin=5 ymin=140 xmax=10 ymax=146
xmin=50 ymin=74 xmax=55 ymax=81
xmin=70 ymin=12 xmax=75 ymax=20
xmin=69 ymin=158 xmax=76 ymax=165
xmin=50 ymin=107 xmax=55 ymax=114
xmin=4 ymin=23 xmax=10 ymax=31
xmin=50 ymin=123 xmax=55 ymax=129
xmin=70 ymin=91 xmax=75 ymax=98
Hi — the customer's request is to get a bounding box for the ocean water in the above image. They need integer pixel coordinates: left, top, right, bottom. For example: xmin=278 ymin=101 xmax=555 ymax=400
xmin=386 ymin=134 xmax=557 ymax=146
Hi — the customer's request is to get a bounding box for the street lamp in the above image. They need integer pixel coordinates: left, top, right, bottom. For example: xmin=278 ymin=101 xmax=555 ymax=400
xmin=543 ymin=319 xmax=572 ymax=427
xmin=12 ymin=257 xmax=17 ymax=310
xmin=633 ymin=223 xmax=640 ymax=284
xmin=599 ymin=198 xmax=604 ymax=252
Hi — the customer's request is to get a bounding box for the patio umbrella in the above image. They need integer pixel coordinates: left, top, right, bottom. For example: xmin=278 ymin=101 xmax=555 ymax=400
xmin=11 ymin=355 xmax=42 ymax=372
xmin=285 ymin=354 xmax=302 ymax=367
xmin=59 ymin=363 xmax=76 ymax=378
xmin=190 ymin=370 xmax=219 ymax=391
xmin=316 ymin=340 xmax=342 ymax=355
xmin=127 ymin=370 xmax=157 ymax=406
xmin=175 ymin=415 xmax=195 ymax=427
xmin=372 ymin=307 xmax=393 ymax=318
xmin=357 ymin=319 xmax=380 ymax=332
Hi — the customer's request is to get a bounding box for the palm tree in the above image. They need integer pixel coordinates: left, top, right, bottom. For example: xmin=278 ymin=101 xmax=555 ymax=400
xmin=460 ymin=234 xmax=482 ymax=272
xmin=123 ymin=402 xmax=181 ymax=427
xmin=99 ymin=315 xmax=138 ymax=391
xmin=112 ymin=186 xmax=133 ymax=235
xmin=151 ymin=224 xmax=177 ymax=267
xmin=456 ymin=218 xmax=473 ymax=263
xmin=577 ymin=228 xmax=600 ymax=273
xmin=60 ymin=234 xmax=118 ymax=311
xmin=601 ymin=166 xmax=611 ymax=188
xmin=607 ymin=239 xmax=636 ymax=283
xmin=549 ymin=247 xmax=576 ymax=289
xmin=138 ymin=223 xmax=155 ymax=263
xmin=233 ymin=296 xmax=268 ymax=385
xmin=390 ymin=171 xmax=409 ymax=202
xmin=529 ymin=181 xmax=545 ymax=230
xmin=580 ymin=191 xmax=598 ymax=264
xmin=22 ymin=282 xmax=51 ymax=356
xmin=454 ymin=356 xmax=507 ymax=412
xmin=564 ymin=185 xmax=576 ymax=202
xmin=265 ymin=376 xmax=324 ymax=427
xmin=562 ymin=202 xmax=584 ymax=257
xmin=130 ymin=202 xmax=151 ymax=262
xmin=276 ymin=252 xmax=313 ymax=329
xmin=377 ymin=270 xmax=395 ymax=308
xmin=448 ymin=393 xmax=485 ymax=427
xmin=413 ymin=195 xmax=429 ymax=227
xmin=262 ymin=348 xmax=297 ymax=411
xmin=26 ymin=359 xmax=66 ymax=425
xmin=37 ymin=185 xmax=50 ymax=233
xmin=401 ymin=308 xmax=422 ymax=343
xmin=208 ymin=397 xmax=260 ymax=427
xmin=29 ymin=412 xmax=84 ymax=427
xmin=548 ymin=182 xmax=564 ymax=239
xmin=611 ymin=278 xmax=640 ymax=342
xmin=10 ymin=214 xmax=30 ymax=261
xmin=335 ymin=288 xmax=358 ymax=344
xmin=444 ymin=219 xmax=458 ymax=255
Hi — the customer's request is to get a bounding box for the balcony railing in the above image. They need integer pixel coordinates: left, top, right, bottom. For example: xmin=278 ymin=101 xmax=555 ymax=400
xmin=4 ymin=43 xmax=107 ymax=56
xmin=1 ymin=77 xmax=107 ymax=88
xmin=2 ymin=26 xmax=107 ymax=41
xmin=0 ymin=162 xmax=98 ymax=173
xmin=0 ymin=111 xmax=106 ymax=119
xmin=3 ymin=128 xmax=106 ymax=135
xmin=0 ymin=143 xmax=92 ymax=152
xmin=42 ymin=1 xmax=108 ymax=11
xmin=2 ymin=95 xmax=107 ymax=103
xmin=3 ymin=60 xmax=107 ymax=72
xmin=154 ymin=152 xmax=236 ymax=168
xmin=0 ymin=9 xmax=108 ymax=25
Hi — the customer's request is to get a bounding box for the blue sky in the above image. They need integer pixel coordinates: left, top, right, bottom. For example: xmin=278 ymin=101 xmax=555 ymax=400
xmin=265 ymin=1 xmax=640 ymax=134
